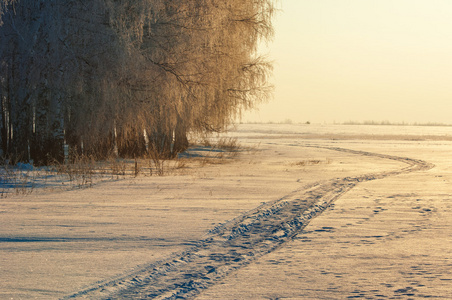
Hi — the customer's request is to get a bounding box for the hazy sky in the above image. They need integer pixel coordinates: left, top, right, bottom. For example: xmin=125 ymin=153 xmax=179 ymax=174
xmin=243 ymin=0 xmax=452 ymax=124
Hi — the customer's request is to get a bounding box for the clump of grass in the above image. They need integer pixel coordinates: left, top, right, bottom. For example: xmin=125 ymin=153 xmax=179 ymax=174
xmin=109 ymin=157 xmax=127 ymax=178
xmin=178 ymin=136 xmax=241 ymax=168
xmin=198 ymin=137 xmax=240 ymax=152
xmin=293 ymin=158 xmax=331 ymax=166
xmin=198 ymin=136 xmax=239 ymax=151
xmin=54 ymin=154 xmax=98 ymax=188
xmin=216 ymin=137 xmax=240 ymax=153
xmin=0 ymin=161 xmax=39 ymax=197
xmin=174 ymin=159 xmax=187 ymax=170
xmin=147 ymin=148 xmax=166 ymax=176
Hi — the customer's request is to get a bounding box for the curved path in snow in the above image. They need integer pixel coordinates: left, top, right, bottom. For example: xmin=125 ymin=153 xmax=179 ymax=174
xmin=63 ymin=145 xmax=434 ymax=300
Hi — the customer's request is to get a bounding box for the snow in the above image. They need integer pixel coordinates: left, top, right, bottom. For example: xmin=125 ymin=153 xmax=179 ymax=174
xmin=1 ymin=124 xmax=452 ymax=299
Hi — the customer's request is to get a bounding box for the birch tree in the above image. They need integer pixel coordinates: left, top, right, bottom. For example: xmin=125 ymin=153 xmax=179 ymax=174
xmin=0 ymin=0 xmax=277 ymax=163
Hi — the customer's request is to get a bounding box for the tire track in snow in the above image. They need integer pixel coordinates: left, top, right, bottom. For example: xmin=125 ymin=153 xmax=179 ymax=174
xmin=63 ymin=146 xmax=434 ymax=300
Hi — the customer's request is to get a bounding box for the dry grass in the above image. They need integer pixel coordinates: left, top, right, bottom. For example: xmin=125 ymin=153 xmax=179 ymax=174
xmin=216 ymin=137 xmax=240 ymax=152
xmin=54 ymin=154 xmax=98 ymax=187
xmin=0 ymin=137 xmax=242 ymax=196
xmin=177 ymin=137 xmax=241 ymax=169
xmin=0 ymin=165 xmax=36 ymax=197
xmin=292 ymin=158 xmax=332 ymax=167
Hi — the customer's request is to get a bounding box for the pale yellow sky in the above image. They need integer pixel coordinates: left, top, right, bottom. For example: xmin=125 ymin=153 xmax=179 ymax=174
xmin=244 ymin=0 xmax=452 ymax=124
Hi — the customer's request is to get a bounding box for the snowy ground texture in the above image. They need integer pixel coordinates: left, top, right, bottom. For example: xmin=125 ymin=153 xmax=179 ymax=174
xmin=1 ymin=124 xmax=452 ymax=299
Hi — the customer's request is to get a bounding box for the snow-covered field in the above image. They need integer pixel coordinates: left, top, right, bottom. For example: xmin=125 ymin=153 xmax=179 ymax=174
xmin=1 ymin=124 xmax=451 ymax=299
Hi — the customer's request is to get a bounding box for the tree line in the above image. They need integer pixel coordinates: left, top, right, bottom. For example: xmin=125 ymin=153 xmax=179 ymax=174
xmin=0 ymin=0 xmax=276 ymax=165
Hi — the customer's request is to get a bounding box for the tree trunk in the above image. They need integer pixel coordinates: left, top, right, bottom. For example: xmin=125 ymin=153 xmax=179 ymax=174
xmin=173 ymin=113 xmax=188 ymax=155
